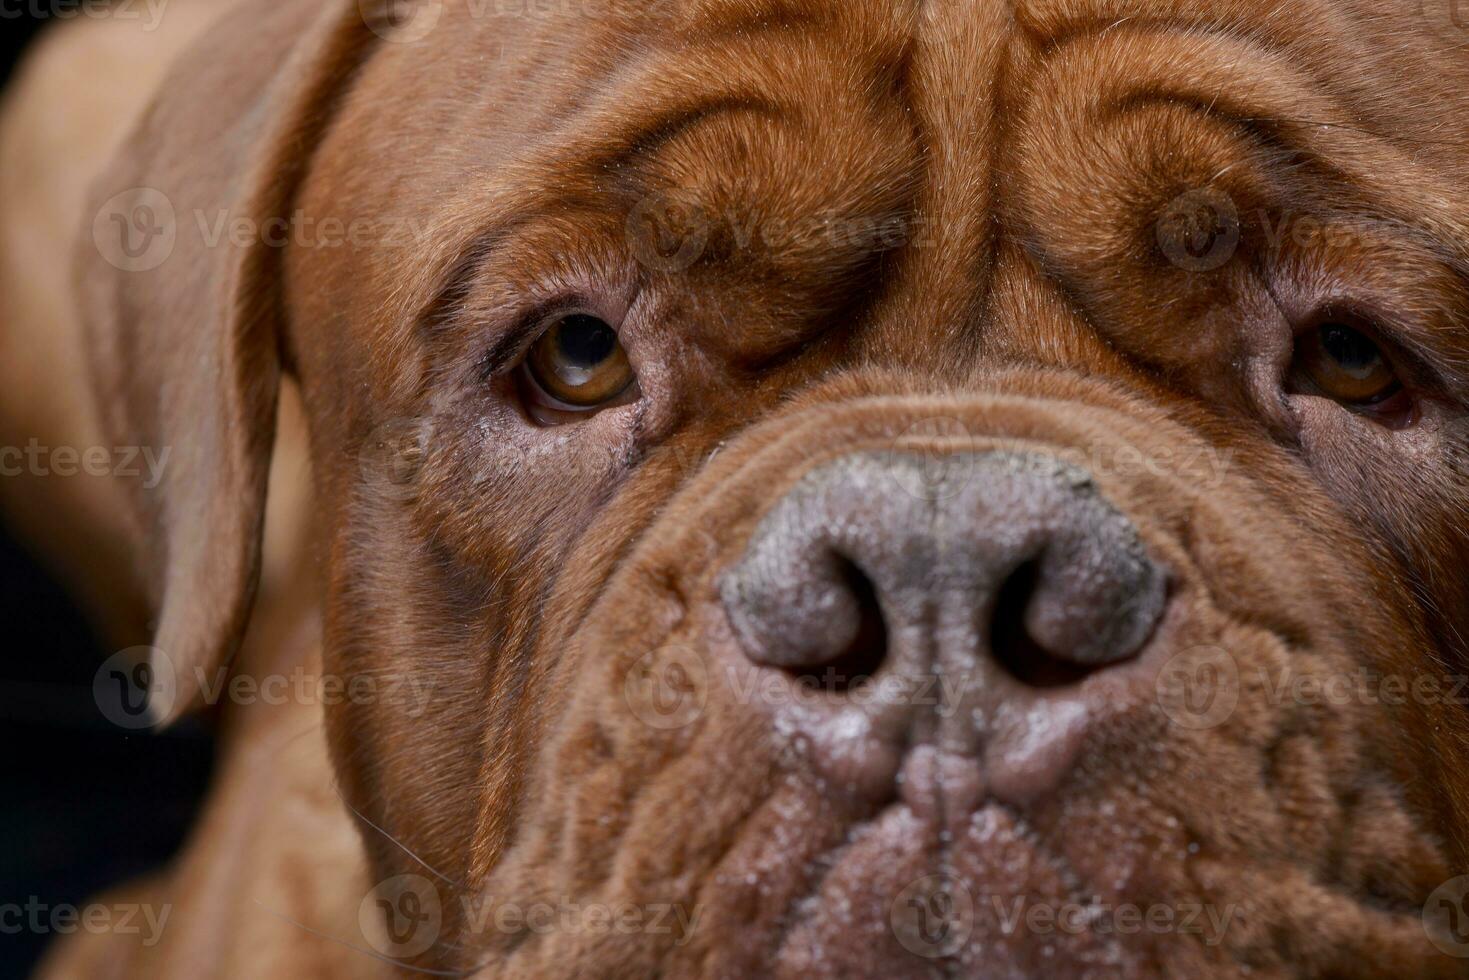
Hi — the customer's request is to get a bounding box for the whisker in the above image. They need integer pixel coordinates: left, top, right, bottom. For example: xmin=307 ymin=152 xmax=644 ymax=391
xmin=334 ymin=784 xmax=468 ymax=891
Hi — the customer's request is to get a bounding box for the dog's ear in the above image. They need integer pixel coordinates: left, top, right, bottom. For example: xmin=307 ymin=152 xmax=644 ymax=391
xmin=79 ymin=0 xmax=379 ymax=724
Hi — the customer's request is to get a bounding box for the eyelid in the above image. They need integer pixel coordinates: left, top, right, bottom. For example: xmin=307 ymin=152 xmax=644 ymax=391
xmin=1265 ymin=251 xmax=1467 ymax=391
xmin=1292 ymin=305 xmax=1441 ymax=395
xmin=520 ymin=372 xmax=638 ymax=412
xmin=515 ymin=364 xmax=641 ymax=426
xmin=478 ymin=300 xmax=607 ymax=382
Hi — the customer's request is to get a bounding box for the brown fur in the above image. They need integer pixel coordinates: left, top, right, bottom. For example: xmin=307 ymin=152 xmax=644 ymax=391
xmin=5 ymin=0 xmax=1469 ymax=976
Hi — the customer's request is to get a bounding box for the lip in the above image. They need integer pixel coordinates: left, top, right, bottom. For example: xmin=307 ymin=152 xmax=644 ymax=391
xmin=736 ymin=793 xmax=1215 ymax=978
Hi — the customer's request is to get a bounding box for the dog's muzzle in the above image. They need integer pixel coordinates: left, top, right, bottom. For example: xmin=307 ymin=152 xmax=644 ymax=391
xmin=719 ymin=451 xmax=1169 ymax=812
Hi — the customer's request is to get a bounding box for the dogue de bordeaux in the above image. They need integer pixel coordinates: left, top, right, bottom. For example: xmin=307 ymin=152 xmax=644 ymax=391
xmin=4 ymin=0 xmax=1469 ymax=975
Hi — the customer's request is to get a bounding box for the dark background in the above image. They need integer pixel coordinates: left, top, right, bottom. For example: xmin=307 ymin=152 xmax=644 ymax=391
xmin=0 ymin=15 xmax=213 ymax=978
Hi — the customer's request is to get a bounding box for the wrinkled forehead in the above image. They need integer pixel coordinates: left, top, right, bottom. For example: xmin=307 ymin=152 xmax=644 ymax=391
xmin=287 ymin=0 xmax=1469 ymax=391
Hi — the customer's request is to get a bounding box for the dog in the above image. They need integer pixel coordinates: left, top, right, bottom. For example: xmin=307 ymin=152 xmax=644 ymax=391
xmin=5 ymin=0 xmax=1469 ymax=975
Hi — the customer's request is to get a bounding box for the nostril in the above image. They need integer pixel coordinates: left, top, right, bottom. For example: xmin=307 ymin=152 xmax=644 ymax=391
xmin=989 ymin=560 xmax=1094 ymax=690
xmin=724 ymin=451 xmax=1166 ymax=703
xmin=790 ymin=557 xmax=888 ymax=692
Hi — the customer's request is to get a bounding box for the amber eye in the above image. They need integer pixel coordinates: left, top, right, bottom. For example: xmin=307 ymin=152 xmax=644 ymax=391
xmin=525 ymin=314 xmax=635 ymax=408
xmin=1291 ymin=320 xmax=1402 ymax=406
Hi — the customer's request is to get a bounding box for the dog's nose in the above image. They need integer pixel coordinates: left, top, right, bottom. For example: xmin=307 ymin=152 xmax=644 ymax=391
xmin=719 ymin=451 xmax=1168 ymax=810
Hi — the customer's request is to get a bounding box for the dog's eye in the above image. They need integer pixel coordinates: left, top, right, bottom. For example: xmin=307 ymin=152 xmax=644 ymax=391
xmin=524 ymin=314 xmax=635 ymax=409
xmin=1290 ymin=320 xmax=1403 ymax=408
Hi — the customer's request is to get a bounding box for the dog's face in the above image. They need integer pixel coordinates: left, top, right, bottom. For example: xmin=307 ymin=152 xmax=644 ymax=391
xmin=87 ymin=0 xmax=1469 ymax=975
